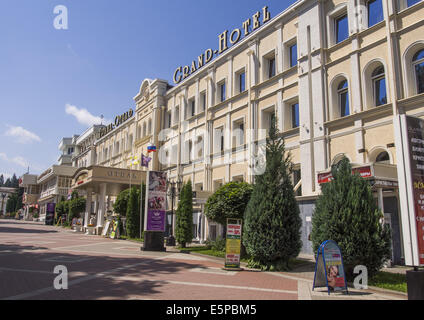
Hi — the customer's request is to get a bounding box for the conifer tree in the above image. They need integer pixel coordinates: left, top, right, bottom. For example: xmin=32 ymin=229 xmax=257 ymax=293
xmin=175 ymin=180 xmax=193 ymax=248
xmin=311 ymin=157 xmax=392 ymax=279
xmin=126 ymin=186 xmax=140 ymax=238
xmin=243 ymin=120 xmax=302 ymax=271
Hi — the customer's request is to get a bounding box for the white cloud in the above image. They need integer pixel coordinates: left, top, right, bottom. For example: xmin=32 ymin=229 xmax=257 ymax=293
xmin=4 ymin=125 xmax=41 ymax=144
xmin=65 ymin=104 xmax=106 ymax=127
xmin=0 ymin=152 xmax=29 ymax=168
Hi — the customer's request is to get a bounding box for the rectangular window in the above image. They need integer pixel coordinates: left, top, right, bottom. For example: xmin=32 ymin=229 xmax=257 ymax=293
xmin=407 ymin=0 xmax=421 ymax=7
xmin=374 ymin=78 xmax=387 ymax=106
xmin=268 ymin=58 xmax=276 ymax=78
xmin=290 ymin=44 xmax=298 ymax=68
xmin=239 ymin=72 xmax=246 ymax=93
xmin=220 ymin=82 xmax=226 ymax=102
xmin=291 ymin=103 xmax=299 ymax=128
xmin=368 ymin=0 xmax=384 ymax=27
xmin=335 ymin=14 xmax=349 ymax=43
xmin=415 ymin=62 xmax=424 ymax=94
xmin=270 ymin=112 xmax=276 ymax=130
xmin=339 ymin=91 xmax=350 ymax=117
xmin=200 ymin=92 xmax=206 ymax=111
xmin=191 ymin=99 xmax=195 ymax=117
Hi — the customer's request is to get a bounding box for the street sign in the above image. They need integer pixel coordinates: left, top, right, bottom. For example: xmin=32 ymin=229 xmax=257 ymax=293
xmin=224 ymin=218 xmax=242 ymax=270
xmin=313 ymin=240 xmax=348 ymax=295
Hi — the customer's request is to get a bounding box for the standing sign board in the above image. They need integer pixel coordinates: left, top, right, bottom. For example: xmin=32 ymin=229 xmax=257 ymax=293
xmin=400 ymin=116 xmax=424 ymax=266
xmin=146 ymin=171 xmax=167 ymax=232
xmin=45 ymin=203 xmax=55 ymax=226
xmin=225 ymin=219 xmax=242 ymax=269
xmin=110 ymin=219 xmax=119 ymax=239
xmin=313 ymin=240 xmax=348 ymax=295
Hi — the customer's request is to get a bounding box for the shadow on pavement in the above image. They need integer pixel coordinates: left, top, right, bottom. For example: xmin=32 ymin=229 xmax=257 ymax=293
xmin=0 ymin=242 xmax=212 ymax=300
xmin=0 ymin=226 xmax=58 ymax=234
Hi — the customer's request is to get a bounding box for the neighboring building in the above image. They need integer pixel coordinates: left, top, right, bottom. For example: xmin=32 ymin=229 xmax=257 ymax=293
xmin=19 ymin=174 xmax=40 ymax=220
xmin=37 ymin=165 xmax=78 ymax=221
xmin=72 ymin=125 xmax=104 ymax=168
xmin=68 ymin=0 xmax=424 ymax=264
xmin=0 ymin=187 xmax=17 ymax=216
xmin=58 ymin=136 xmax=79 ymax=166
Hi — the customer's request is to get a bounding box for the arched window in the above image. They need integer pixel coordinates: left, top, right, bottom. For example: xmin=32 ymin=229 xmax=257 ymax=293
xmin=372 ymin=66 xmax=387 ymax=106
xmin=338 ymin=80 xmax=350 ymax=117
xmin=375 ymin=151 xmax=390 ymax=164
xmin=413 ymin=49 xmax=424 ymax=94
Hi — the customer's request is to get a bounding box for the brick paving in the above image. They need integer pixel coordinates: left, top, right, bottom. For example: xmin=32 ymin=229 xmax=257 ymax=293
xmin=0 ymin=219 xmax=407 ymax=300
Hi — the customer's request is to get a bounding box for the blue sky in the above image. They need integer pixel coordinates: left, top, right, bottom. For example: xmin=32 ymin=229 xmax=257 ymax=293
xmin=0 ymin=0 xmax=296 ymax=180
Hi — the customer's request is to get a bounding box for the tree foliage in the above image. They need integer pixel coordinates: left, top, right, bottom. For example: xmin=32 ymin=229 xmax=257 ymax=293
xmin=126 ymin=186 xmax=141 ymax=238
xmin=243 ymin=120 xmax=302 ymax=271
xmin=175 ymin=180 xmax=193 ymax=248
xmin=205 ymin=182 xmax=253 ymax=226
xmin=113 ymin=189 xmax=131 ymax=216
xmin=311 ymin=157 xmax=392 ymax=279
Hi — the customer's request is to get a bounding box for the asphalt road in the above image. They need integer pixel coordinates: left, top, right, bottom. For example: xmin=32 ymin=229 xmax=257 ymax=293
xmin=0 ymin=219 xmax=298 ymax=300
xmin=0 ymin=219 xmax=407 ymax=301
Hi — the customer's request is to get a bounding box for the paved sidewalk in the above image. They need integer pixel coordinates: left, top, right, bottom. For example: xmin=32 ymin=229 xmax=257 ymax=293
xmin=183 ymin=250 xmax=408 ymax=300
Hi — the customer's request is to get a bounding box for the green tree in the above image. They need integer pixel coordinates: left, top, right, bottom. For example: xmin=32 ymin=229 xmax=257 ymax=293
xmin=0 ymin=174 xmax=4 ymax=187
xmin=175 ymin=180 xmax=193 ymax=248
xmin=113 ymin=189 xmax=131 ymax=216
xmin=6 ymin=193 xmax=18 ymax=214
xmin=243 ymin=119 xmax=302 ymax=271
xmin=205 ymin=181 xmax=253 ymax=226
xmin=68 ymin=197 xmax=86 ymax=222
xmin=55 ymin=199 xmax=68 ymax=223
xmin=4 ymin=178 xmax=12 ymax=188
xmin=126 ymin=186 xmax=140 ymax=238
xmin=311 ymin=157 xmax=392 ymax=280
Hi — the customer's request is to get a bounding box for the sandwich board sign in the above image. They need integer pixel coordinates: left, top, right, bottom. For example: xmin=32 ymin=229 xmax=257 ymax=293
xmin=313 ymin=240 xmax=348 ymax=295
xmin=224 ymin=218 xmax=243 ymax=270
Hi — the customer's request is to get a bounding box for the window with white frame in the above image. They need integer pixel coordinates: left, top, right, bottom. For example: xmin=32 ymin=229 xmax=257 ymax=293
xmin=214 ymin=126 xmax=224 ymax=153
xmin=338 ymin=79 xmax=350 ymax=117
xmin=174 ymin=106 xmax=180 ymax=125
xmin=371 ymin=66 xmax=387 ymax=106
xmin=217 ymin=81 xmax=226 ymax=102
xmin=335 ymin=14 xmax=349 ymax=44
xmin=327 ymin=5 xmax=349 ymax=46
xmin=263 ymin=51 xmax=276 ymax=80
xmin=367 ymin=0 xmax=384 ymax=28
xmin=200 ymin=91 xmax=206 ymax=112
xmin=235 ymin=69 xmax=246 ymax=94
xmin=232 ymin=119 xmax=245 ymax=147
xmin=413 ymin=49 xmax=424 ymax=94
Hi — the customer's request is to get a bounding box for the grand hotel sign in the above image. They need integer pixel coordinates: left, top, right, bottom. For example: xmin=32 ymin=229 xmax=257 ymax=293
xmin=173 ymin=6 xmax=271 ymax=84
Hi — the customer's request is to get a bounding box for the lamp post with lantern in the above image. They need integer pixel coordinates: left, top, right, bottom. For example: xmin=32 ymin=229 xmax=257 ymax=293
xmin=166 ymin=177 xmax=183 ymax=246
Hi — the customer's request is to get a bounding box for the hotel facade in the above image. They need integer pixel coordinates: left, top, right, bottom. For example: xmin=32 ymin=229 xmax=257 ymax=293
xmin=22 ymin=0 xmax=424 ymax=264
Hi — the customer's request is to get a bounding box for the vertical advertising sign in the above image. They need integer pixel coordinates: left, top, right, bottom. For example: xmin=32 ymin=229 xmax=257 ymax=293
xmin=404 ymin=116 xmax=424 ymax=266
xmin=146 ymin=171 xmax=167 ymax=232
xmin=313 ymin=240 xmax=348 ymax=295
xmin=225 ymin=219 xmax=242 ymax=269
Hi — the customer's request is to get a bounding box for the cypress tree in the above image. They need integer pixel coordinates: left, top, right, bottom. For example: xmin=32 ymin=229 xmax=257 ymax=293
xmin=243 ymin=120 xmax=302 ymax=271
xmin=311 ymin=157 xmax=392 ymax=280
xmin=175 ymin=180 xmax=193 ymax=248
xmin=126 ymin=186 xmax=140 ymax=238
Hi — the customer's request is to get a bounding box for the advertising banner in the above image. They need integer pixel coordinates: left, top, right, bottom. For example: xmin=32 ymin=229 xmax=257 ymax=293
xmin=225 ymin=219 xmax=242 ymax=269
xmin=313 ymin=240 xmax=348 ymax=295
xmin=146 ymin=171 xmax=167 ymax=232
xmin=45 ymin=203 xmax=55 ymax=226
xmin=405 ymin=116 xmax=424 ymax=266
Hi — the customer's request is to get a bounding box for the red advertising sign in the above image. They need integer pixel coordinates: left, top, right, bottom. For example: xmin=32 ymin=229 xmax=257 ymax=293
xmin=318 ymin=166 xmax=372 ymax=184
xmin=405 ymin=116 xmax=424 ymax=266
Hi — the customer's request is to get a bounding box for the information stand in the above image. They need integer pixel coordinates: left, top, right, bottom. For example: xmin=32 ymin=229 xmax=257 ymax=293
xmin=223 ymin=218 xmax=243 ymax=271
xmin=313 ymin=240 xmax=348 ymax=295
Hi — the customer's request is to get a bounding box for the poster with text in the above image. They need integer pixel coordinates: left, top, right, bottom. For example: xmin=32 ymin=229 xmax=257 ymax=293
xmin=406 ymin=116 xmax=424 ymax=266
xmin=147 ymin=171 xmax=167 ymax=232
xmin=225 ymin=219 xmax=242 ymax=269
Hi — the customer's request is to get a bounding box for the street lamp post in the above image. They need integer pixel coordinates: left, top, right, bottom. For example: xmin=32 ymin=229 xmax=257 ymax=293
xmin=166 ymin=177 xmax=182 ymax=246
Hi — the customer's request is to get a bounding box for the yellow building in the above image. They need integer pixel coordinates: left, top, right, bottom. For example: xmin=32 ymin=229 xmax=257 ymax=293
xmin=71 ymin=0 xmax=424 ymax=263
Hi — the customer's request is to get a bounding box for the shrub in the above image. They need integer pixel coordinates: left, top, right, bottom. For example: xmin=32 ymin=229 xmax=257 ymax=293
xmin=175 ymin=180 xmax=193 ymax=248
xmin=311 ymin=157 xmax=392 ymax=280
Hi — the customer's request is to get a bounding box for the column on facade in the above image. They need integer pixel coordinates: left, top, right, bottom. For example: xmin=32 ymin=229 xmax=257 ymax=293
xmin=84 ymin=187 xmax=92 ymax=228
xmin=247 ymin=41 xmax=257 ymax=184
xmin=97 ymin=183 xmax=107 ymax=228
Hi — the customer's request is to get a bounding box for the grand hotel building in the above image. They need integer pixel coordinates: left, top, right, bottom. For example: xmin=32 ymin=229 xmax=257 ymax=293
xmin=62 ymin=0 xmax=424 ymax=263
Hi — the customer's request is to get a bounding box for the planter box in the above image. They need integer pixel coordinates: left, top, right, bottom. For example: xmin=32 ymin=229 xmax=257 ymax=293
xmin=85 ymin=227 xmax=95 ymax=235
